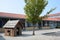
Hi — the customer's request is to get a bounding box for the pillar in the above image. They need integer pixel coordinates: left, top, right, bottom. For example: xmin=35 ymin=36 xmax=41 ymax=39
xmin=25 ymin=20 xmax=27 ymax=30
xmin=41 ymin=21 xmax=43 ymax=27
xmin=36 ymin=23 xmax=38 ymax=27
xmin=45 ymin=21 xmax=47 ymax=27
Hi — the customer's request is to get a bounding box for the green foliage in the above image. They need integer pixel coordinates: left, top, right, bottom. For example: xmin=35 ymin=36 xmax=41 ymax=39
xmin=24 ymin=0 xmax=55 ymax=24
xmin=42 ymin=8 xmax=56 ymax=19
xmin=46 ymin=7 xmax=56 ymax=15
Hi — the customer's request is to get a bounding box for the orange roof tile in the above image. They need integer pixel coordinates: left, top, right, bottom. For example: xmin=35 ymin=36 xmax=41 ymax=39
xmin=48 ymin=13 xmax=60 ymax=17
xmin=0 ymin=12 xmax=60 ymax=21
xmin=0 ymin=12 xmax=26 ymax=19
xmin=43 ymin=17 xmax=60 ymax=21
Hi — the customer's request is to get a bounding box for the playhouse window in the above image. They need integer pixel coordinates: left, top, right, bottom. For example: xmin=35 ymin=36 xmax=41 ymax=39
xmin=7 ymin=30 xmax=10 ymax=33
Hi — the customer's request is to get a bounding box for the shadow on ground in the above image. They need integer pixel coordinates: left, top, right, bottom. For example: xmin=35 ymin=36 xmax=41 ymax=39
xmin=16 ymin=34 xmax=33 ymax=37
xmin=0 ymin=35 xmax=5 ymax=40
xmin=42 ymin=31 xmax=60 ymax=37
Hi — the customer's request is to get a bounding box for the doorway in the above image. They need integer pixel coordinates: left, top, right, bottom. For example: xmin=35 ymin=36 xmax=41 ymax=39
xmin=7 ymin=30 xmax=10 ymax=36
xmin=16 ymin=27 xmax=20 ymax=35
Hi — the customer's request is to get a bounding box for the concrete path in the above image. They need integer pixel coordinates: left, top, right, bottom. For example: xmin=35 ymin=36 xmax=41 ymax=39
xmin=0 ymin=29 xmax=60 ymax=40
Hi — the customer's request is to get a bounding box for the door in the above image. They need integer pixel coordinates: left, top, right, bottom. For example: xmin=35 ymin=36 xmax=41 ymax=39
xmin=16 ymin=27 xmax=20 ymax=35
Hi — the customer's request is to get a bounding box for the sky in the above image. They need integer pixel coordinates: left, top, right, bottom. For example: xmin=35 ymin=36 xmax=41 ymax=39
xmin=0 ymin=0 xmax=60 ymax=16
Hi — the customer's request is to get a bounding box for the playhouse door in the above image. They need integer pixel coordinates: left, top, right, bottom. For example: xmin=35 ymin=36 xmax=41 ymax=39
xmin=17 ymin=27 xmax=20 ymax=35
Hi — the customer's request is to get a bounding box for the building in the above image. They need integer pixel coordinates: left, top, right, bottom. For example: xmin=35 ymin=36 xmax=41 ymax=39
xmin=3 ymin=20 xmax=22 ymax=37
xmin=0 ymin=12 xmax=60 ymax=29
xmin=43 ymin=13 xmax=60 ymax=28
xmin=0 ymin=12 xmax=25 ymax=28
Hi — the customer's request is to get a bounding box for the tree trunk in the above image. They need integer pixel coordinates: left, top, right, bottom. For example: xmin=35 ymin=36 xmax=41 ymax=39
xmin=32 ymin=24 xmax=36 ymax=35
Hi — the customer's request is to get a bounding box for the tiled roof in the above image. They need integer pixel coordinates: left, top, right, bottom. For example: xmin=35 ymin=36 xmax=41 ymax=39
xmin=0 ymin=12 xmax=26 ymax=19
xmin=43 ymin=13 xmax=60 ymax=21
xmin=43 ymin=17 xmax=60 ymax=21
xmin=48 ymin=13 xmax=60 ymax=17
xmin=0 ymin=12 xmax=60 ymax=21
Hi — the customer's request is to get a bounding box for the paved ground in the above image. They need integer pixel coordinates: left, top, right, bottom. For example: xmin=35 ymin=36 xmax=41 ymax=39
xmin=0 ymin=29 xmax=60 ymax=40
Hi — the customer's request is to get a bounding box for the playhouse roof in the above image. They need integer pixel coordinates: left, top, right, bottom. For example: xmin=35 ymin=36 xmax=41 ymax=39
xmin=3 ymin=20 xmax=19 ymax=28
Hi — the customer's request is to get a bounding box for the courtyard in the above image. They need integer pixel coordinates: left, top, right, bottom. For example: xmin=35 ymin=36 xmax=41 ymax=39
xmin=0 ymin=29 xmax=60 ymax=40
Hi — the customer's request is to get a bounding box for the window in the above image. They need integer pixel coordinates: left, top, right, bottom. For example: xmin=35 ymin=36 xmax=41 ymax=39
xmin=7 ymin=30 xmax=10 ymax=33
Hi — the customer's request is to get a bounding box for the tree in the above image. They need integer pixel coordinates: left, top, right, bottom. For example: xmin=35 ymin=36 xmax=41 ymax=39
xmin=24 ymin=0 xmax=56 ymax=35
